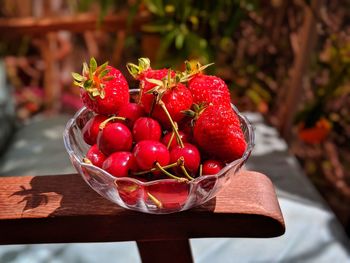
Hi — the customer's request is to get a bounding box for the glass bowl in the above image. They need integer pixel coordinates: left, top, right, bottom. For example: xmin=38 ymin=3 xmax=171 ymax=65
xmin=63 ymin=89 xmax=254 ymax=214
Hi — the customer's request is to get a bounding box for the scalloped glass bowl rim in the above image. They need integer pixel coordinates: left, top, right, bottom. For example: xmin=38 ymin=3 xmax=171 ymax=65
xmin=63 ymin=89 xmax=255 ymax=187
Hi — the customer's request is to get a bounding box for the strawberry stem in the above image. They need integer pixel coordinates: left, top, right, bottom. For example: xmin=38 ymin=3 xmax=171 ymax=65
xmin=99 ymin=116 xmax=126 ymax=130
xmin=155 ymin=162 xmax=188 ymax=182
xmin=147 ymin=192 xmax=163 ymax=208
xmin=159 ymin=100 xmax=184 ymax=148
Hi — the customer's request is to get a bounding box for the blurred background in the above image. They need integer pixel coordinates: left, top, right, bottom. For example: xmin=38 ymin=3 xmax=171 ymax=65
xmin=0 ymin=0 xmax=349 ymax=261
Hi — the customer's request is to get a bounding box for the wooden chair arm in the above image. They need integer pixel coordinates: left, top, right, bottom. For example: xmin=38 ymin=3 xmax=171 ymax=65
xmin=0 ymin=170 xmax=284 ymax=245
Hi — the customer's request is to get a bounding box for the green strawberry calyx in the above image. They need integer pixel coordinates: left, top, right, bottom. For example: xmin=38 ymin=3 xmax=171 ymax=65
xmin=178 ymin=61 xmax=214 ymax=83
xmin=182 ymin=103 xmax=208 ymax=122
xmin=144 ymin=69 xmax=178 ymax=102
xmin=126 ymin=57 xmax=151 ymax=79
xmin=72 ymin=57 xmax=113 ymax=100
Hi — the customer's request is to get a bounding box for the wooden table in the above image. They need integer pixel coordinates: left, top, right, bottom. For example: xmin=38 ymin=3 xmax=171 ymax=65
xmin=0 ymin=170 xmax=284 ymax=263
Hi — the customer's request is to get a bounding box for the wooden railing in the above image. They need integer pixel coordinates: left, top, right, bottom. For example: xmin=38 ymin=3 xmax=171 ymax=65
xmin=0 ymin=170 xmax=285 ymax=262
xmin=0 ymin=13 xmax=150 ymax=37
xmin=0 ymin=13 xmax=151 ymax=112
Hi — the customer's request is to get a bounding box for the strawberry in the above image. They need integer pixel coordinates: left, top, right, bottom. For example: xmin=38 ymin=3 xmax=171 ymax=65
xmin=188 ymin=74 xmax=231 ymax=108
xmin=150 ymin=81 xmax=193 ymax=127
xmin=127 ymin=58 xmax=190 ymax=127
xmin=127 ymin=57 xmax=174 ymax=111
xmin=138 ymin=68 xmax=176 ymax=117
xmin=126 ymin=57 xmax=154 ymax=81
xmin=72 ymin=58 xmax=129 ymax=115
xmin=193 ymin=105 xmax=246 ymax=162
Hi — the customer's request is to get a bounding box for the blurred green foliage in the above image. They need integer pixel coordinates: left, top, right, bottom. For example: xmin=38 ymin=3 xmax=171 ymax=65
xmin=140 ymin=0 xmax=259 ymax=66
xmin=1 ymin=0 xmax=349 ymax=138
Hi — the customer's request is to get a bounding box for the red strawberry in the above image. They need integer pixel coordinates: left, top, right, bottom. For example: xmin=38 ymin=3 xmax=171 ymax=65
xmin=126 ymin=57 xmax=153 ymax=80
xmin=139 ymin=68 xmax=175 ymax=113
xmin=150 ymin=82 xmax=193 ymax=127
xmin=188 ymin=74 xmax=231 ymax=107
xmin=127 ymin=58 xmax=190 ymax=127
xmin=72 ymin=58 xmax=129 ymax=115
xmin=138 ymin=68 xmax=176 ymax=121
xmin=193 ymin=105 xmax=246 ymax=162
xmin=127 ymin=58 xmax=173 ymax=109
xmin=127 ymin=57 xmax=172 ymax=83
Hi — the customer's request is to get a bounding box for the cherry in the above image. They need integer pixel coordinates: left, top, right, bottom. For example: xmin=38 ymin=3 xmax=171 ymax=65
xmin=116 ymin=180 xmax=144 ymax=205
xmin=133 ymin=140 xmax=170 ymax=170
xmin=102 ymin=152 xmax=137 ymax=177
xmin=170 ymin=143 xmax=200 ymax=175
xmin=97 ymin=122 xmax=132 ymax=156
xmin=133 ymin=117 xmax=162 ymax=142
xmin=82 ymin=115 xmax=107 ymax=145
xmin=118 ymin=103 xmax=146 ymax=128
xmin=162 ymin=131 xmax=189 ymax=149
xmin=86 ymin=144 xmax=107 ymax=168
xmin=202 ymin=160 xmax=224 ymax=175
xmin=145 ymin=181 xmax=189 ymax=209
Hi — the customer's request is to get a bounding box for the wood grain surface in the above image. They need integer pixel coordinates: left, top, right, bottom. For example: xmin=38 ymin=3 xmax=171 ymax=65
xmin=0 ymin=170 xmax=285 ymax=245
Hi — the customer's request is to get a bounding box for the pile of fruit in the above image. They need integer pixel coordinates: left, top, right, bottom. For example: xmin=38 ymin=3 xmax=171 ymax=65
xmin=72 ymin=57 xmax=246 ymax=183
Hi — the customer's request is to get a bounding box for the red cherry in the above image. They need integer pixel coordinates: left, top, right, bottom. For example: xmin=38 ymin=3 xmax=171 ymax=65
xmin=202 ymin=160 xmax=224 ymax=175
xmin=170 ymin=143 xmax=200 ymax=175
xmin=133 ymin=117 xmax=162 ymax=142
xmin=118 ymin=103 xmax=146 ymax=128
xmin=133 ymin=140 xmax=170 ymax=170
xmin=161 ymin=131 xmax=189 ymax=149
xmin=97 ymin=122 xmax=132 ymax=156
xmin=102 ymin=152 xmax=137 ymax=177
xmin=82 ymin=115 xmax=107 ymax=145
xmin=86 ymin=144 xmax=107 ymax=168
xmin=146 ymin=181 xmax=189 ymax=209
xmin=116 ymin=180 xmax=144 ymax=205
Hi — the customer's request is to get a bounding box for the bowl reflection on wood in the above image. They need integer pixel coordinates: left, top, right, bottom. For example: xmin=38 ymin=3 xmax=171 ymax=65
xmin=63 ymin=89 xmax=255 ymax=214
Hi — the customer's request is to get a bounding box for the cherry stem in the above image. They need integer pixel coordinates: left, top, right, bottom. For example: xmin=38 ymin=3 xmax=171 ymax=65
xmin=155 ymin=162 xmax=188 ymax=182
xmin=180 ymin=165 xmax=194 ymax=180
xmin=138 ymin=81 xmax=145 ymax=104
xmin=166 ymin=131 xmax=175 ymax=149
xmin=83 ymin=158 xmax=92 ymax=164
xmin=99 ymin=116 xmax=126 ymax=130
xmin=147 ymin=192 xmax=163 ymax=208
xmin=133 ymin=162 xmax=178 ymax=176
xmin=178 ymin=157 xmax=194 ymax=180
xmin=149 ymin=91 xmax=158 ymax=117
xmin=159 ymin=101 xmax=184 ymax=148
xmin=199 ymin=164 xmax=203 ymax=177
